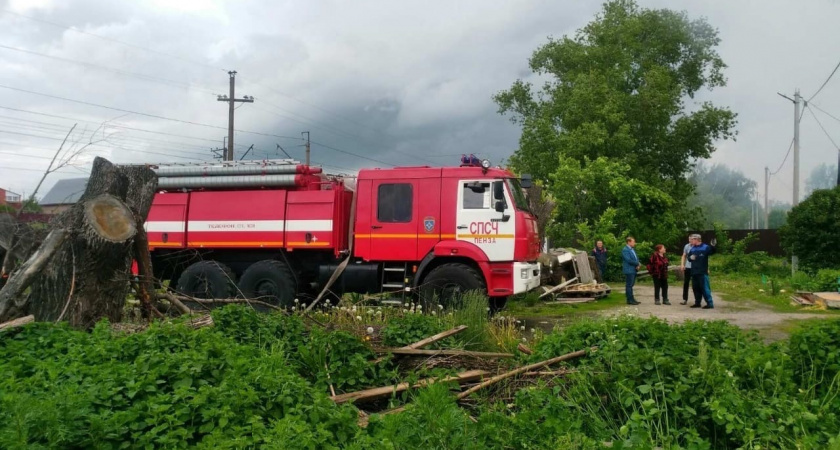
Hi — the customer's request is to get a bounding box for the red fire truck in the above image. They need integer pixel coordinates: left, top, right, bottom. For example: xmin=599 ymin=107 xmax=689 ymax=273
xmin=143 ymin=155 xmax=541 ymax=309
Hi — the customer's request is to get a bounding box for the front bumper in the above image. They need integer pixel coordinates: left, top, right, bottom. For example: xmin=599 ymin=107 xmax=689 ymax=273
xmin=513 ymin=262 xmax=541 ymax=294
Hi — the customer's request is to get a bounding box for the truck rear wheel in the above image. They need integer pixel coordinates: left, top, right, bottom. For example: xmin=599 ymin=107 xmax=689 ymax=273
xmin=176 ymin=261 xmax=237 ymax=305
xmin=238 ymin=260 xmax=297 ymax=310
xmin=419 ymin=263 xmax=486 ymax=310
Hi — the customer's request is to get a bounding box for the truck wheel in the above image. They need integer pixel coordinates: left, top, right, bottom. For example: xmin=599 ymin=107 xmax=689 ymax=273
xmin=176 ymin=261 xmax=236 ymax=307
xmin=419 ymin=263 xmax=486 ymax=310
xmin=238 ymin=260 xmax=297 ymax=310
xmin=490 ymin=296 xmax=508 ymax=313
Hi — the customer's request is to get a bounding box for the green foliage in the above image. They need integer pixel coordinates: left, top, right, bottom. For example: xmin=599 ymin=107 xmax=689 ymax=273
xmin=381 ymin=313 xmax=446 ymax=348
xmin=577 ymin=209 xmax=653 ymax=282
xmin=3 ymin=308 xmax=840 ymax=448
xmin=497 ymin=0 xmax=736 ymax=243
xmin=711 ymin=222 xmax=733 ymax=254
xmin=779 ymin=186 xmax=840 ymax=270
xmin=689 ymin=163 xmax=758 ymax=228
xmin=790 ymin=269 xmax=840 ymax=292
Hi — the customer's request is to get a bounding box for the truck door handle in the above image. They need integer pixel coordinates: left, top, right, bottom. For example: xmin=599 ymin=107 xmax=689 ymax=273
xmin=457 ymin=225 xmax=467 ymax=229
xmin=371 ymin=225 xmax=382 ymax=229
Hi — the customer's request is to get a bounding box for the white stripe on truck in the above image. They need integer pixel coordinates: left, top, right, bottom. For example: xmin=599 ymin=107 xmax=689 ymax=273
xmin=145 ymin=220 xmax=334 ymax=233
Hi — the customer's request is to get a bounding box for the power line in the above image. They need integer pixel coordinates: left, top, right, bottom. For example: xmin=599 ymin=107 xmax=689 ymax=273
xmin=0 ymin=84 xmax=303 ymax=141
xmin=0 ymin=9 xmax=227 ymax=73
xmin=809 ymin=102 xmax=840 ymax=125
xmin=310 ymin=140 xmax=394 ymax=167
xmin=808 ymin=58 xmax=840 ymax=102
xmin=0 ymin=105 xmax=245 ymax=148
xmin=0 ymin=44 xmax=220 ymax=95
xmin=770 ymin=138 xmax=794 ymax=176
xmin=807 ymin=105 xmax=840 ymax=151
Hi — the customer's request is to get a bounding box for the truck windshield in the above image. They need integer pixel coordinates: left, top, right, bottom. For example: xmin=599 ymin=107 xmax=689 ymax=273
xmin=506 ymin=178 xmax=530 ymax=212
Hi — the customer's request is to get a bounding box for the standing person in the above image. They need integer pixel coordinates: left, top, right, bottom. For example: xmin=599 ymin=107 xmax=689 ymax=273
xmin=647 ymin=244 xmax=670 ymax=305
xmin=592 ymin=240 xmax=608 ymax=282
xmin=621 ymin=236 xmax=641 ymax=305
xmin=679 ymin=236 xmax=694 ymax=305
xmin=688 ymin=234 xmax=717 ymax=309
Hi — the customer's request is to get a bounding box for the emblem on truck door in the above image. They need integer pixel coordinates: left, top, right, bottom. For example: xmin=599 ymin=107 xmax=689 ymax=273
xmin=423 ymin=217 xmax=435 ymax=233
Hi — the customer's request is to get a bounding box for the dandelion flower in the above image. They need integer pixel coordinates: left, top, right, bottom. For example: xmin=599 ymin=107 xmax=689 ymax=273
xmin=521 ymin=337 xmax=528 ymax=343
xmin=366 ymin=327 xmax=374 ymax=334
xmin=531 ymin=328 xmax=536 ymax=334
xmin=780 ymin=289 xmax=786 ymax=293
xmin=404 ymin=303 xmax=409 ymax=307
xmin=759 ymin=289 xmax=765 ymax=293
xmin=294 ymin=298 xmax=300 ymax=304
xmin=355 ymin=315 xmax=362 ymax=321
xmin=520 ymin=326 xmax=525 ymax=331
xmin=438 ymin=304 xmax=444 ymax=310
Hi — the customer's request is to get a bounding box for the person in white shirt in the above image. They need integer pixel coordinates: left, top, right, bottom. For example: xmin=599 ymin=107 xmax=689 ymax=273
xmin=679 ymin=236 xmax=694 ymax=305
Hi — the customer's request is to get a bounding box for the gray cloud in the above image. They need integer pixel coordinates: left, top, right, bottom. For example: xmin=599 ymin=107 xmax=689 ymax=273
xmin=0 ymin=0 xmax=838 ymax=205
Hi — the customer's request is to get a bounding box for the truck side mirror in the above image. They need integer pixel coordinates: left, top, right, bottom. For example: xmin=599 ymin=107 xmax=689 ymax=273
xmin=520 ymin=174 xmax=532 ymax=189
xmin=495 ymin=200 xmax=506 ymax=213
xmin=493 ymin=181 xmax=504 ymax=200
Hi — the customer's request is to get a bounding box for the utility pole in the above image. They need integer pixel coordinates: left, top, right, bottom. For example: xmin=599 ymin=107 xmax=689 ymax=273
xmin=778 ymin=88 xmax=803 ymax=273
xmin=217 ymin=71 xmax=254 ymax=161
xmin=764 ymin=166 xmax=769 ymax=229
xmin=302 ymin=131 xmax=310 ymax=166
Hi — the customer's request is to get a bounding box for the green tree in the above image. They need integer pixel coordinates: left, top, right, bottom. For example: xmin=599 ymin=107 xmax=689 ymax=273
xmin=805 ymin=163 xmax=837 ymax=197
xmin=767 ymin=201 xmax=790 ymax=229
xmin=779 ymin=186 xmax=840 ymax=270
xmin=688 ymin=163 xmax=757 ymax=228
xmin=496 ymin=0 xmax=736 ymax=243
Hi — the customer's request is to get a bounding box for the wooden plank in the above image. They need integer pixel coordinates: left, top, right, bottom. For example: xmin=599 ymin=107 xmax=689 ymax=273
xmin=332 ymin=369 xmax=488 ymax=404
xmin=404 ymin=325 xmax=468 ymax=350
xmin=546 ymin=297 xmax=596 ymax=304
xmin=377 ymin=348 xmax=514 ymax=358
xmin=539 ymin=277 xmax=578 ymax=299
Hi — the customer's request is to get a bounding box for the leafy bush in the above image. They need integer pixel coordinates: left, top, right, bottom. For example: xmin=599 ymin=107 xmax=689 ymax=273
xmin=780 ymin=186 xmax=840 ymax=270
xmin=381 ymin=313 xmax=445 ymax=348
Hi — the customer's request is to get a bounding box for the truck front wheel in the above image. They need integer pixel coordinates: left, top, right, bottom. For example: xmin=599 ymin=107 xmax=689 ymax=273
xmin=176 ymin=261 xmax=237 ymax=306
xmin=419 ymin=263 xmax=486 ymax=310
xmin=238 ymin=260 xmax=297 ymax=310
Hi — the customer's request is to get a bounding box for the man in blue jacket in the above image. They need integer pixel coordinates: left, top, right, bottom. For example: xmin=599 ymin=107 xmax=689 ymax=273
xmin=621 ymin=236 xmax=640 ymax=305
xmin=688 ymin=234 xmax=717 ymax=309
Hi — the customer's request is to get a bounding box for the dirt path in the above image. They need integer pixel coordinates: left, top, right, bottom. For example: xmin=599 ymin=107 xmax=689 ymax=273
xmin=601 ymin=285 xmax=827 ymax=340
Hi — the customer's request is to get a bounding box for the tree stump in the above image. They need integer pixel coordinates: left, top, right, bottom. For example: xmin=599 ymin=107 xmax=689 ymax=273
xmin=0 ymin=157 xmax=158 ymax=327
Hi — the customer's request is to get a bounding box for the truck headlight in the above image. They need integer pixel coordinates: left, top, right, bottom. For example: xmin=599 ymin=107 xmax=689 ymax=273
xmin=521 ymin=268 xmax=529 ymax=279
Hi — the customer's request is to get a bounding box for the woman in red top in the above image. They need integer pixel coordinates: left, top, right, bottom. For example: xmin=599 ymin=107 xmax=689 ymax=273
xmin=647 ymin=244 xmax=670 ymax=305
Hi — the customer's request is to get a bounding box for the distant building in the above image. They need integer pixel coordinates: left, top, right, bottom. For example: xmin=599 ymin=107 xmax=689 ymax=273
xmin=40 ymin=178 xmax=88 ymax=215
xmin=0 ymin=187 xmax=22 ymax=210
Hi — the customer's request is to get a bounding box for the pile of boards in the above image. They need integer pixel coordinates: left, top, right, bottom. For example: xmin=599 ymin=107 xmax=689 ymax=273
xmin=330 ymin=324 xmax=593 ymax=427
xmin=538 ymin=248 xmax=611 ymax=303
xmin=791 ymin=291 xmax=840 ymax=309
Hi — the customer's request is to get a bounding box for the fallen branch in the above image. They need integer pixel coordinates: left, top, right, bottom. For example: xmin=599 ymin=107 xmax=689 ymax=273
xmin=333 ymin=369 xmax=488 ymax=405
xmin=456 ymin=347 xmax=596 ymax=400
xmin=155 ymin=294 xmax=281 ymax=312
xmin=158 ymin=292 xmax=191 ymax=315
xmin=377 ymin=348 xmax=514 ymax=358
xmin=405 ymin=325 xmax=468 ymax=349
xmin=0 ymin=314 xmax=34 ymax=331
xmin=373 ymin=325 xmax=468 ymax=364
xmin=133 ymin=215 xmax=164 ymax=319
xmin=523 ymin=369 xmax=575 ymax=377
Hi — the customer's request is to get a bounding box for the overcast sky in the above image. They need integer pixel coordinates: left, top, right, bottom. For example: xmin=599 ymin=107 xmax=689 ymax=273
xmin=0 ymin=0 xmax=838 ymax=204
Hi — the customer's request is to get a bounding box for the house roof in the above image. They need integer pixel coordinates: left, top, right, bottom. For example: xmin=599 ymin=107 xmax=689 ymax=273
xmin=40 ymin=178 xmax=88 ymax=206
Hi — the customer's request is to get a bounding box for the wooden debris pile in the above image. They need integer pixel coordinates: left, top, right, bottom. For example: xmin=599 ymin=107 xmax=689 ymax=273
xmin=329 ymin=324 xmax=596 ymax=426
xmin=538 ymin=248 xmax=611 ymax=303
xmin=791 ymin=291 xmax=840 ymax=309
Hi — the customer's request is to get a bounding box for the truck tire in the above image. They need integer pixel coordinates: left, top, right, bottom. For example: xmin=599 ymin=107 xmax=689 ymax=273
xmin=176 ymin=261 xmax=236 ymax=306
xmin=490 ymin=296 xmax=508 ymax=313
xmin=419 ymin=263 xmax=486 ymax=310
xmin=238 ymin=260 xmax=297 ymax=310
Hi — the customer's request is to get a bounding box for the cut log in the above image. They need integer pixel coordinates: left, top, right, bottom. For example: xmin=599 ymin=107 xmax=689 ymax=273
xmin=0 ymin=314 xmax=34 ymax=331
xmin=0 ymin=230 xmax=67 ymax=320
xmin=539 ymin=277 xmax=578 ymax=299
xmin=456 ymin=347 xmax=595 ymax=400
xmin=377 ymin=348 xmax=514 ymax=358
xmin=25 ymin=158 xmax=158 ymax=328
xmin=333 ymin=369 xmax=487 ymax=404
